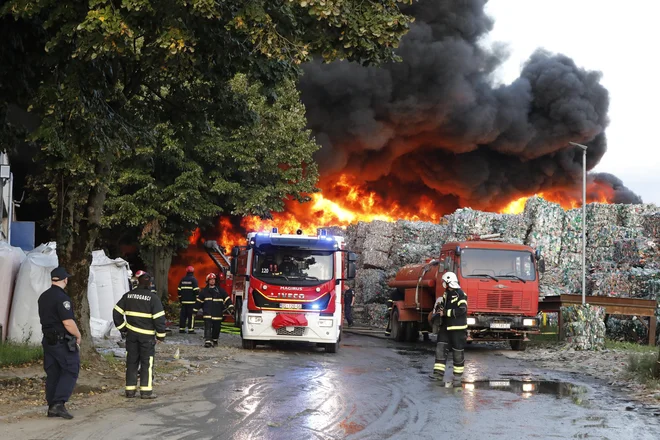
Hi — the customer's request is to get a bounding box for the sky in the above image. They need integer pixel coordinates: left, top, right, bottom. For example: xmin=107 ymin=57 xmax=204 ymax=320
xmin=485 ymin=0 xmax=660 ymax=205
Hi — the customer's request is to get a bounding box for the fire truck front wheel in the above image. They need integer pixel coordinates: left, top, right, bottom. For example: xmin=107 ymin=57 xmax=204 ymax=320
xmin=509 ymin=337 xmax=527 ymax=351
xmin=242 ymin=338 xmax=257 ymax=350
xmin=324 ymin=341 xmax=339 ymax=353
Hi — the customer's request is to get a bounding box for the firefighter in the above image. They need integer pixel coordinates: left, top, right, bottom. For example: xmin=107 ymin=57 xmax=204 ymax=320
xmin=430 ymin=271 xmax=468 ymax=386
xmin=113 ymin=271 xmax=166 ymax=399
xmin=178 ymin=265 xmax=199 ymax=333
xmin=194 ymin=273 xmax=234 ymax=348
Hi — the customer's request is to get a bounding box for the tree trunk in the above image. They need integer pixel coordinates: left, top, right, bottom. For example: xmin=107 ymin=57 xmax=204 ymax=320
xmin=154 ymin=247 xmax=173 ymax=303
xmin=139 ymin=246 xmax=173 ymax=303
xmin=55 ymin=162 xmax=109 ymax=360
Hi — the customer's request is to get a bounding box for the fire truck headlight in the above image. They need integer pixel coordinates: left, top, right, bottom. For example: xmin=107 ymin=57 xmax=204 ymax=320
xmin=467 ymin=317 xmax=476 ymax=326
xmin=522 ymin=383 xmax=535 ymax=392
xmin=523 ymin=319 xmax=536 ymax=327
xmin=311 ymin=304 xmax=320 ymax=310
xmin=247 ymin=316 xmax=263 ymax=324
xmin=318 ymin=319 xmax=333 ymax=327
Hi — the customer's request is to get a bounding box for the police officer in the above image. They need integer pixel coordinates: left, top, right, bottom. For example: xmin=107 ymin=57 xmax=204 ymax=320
xmin=430 ymin=272 xmax=468 ymax=386
xmin=195 ymin=273 xmax=234 ymax=348
xmin=113 ymin=271 xmax=166 ymax=399
xmin=343 ymin=287 xmax=355 ymax=327
xmin=37 ymin=266 xmax=80 ymax=419
xmin=178 ymin=265 xmax=199 ymax=333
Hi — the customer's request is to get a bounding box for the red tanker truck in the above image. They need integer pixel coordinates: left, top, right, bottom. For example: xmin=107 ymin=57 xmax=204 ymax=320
xmin=387 ymin=234 xmax=545 ymax=350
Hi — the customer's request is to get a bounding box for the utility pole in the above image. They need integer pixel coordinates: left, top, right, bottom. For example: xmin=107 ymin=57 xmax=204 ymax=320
xmin=569 ymin=142 xmax=588 ymax=305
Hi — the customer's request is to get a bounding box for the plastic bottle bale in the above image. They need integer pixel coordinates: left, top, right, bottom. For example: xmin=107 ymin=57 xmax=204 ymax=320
xmin=362 ymin=303 xmax=388 ymax=328
xmin=588 ymin=271 xmax=631 ymax=297
xmin=642 ymin=212 xmax=660 ymax=241
xmin=524 ymin=197 xmax=565 ymax=268
xmin=362 ymin=250 xmax=391 ymax=270
xmin=355 ymin=269 xmax=389 ymax=304
xmin=620 ymin=204 xmax=659 ymax=229
xmin=561 ymin=304 xmax=606 ymax=350
xmin=628 ymin=267 xmax=660 ymax=299
xmin=448 ymin=208 xmax=496 ymax=237
xmin=492 ymin=214 xmax=528 ymax=244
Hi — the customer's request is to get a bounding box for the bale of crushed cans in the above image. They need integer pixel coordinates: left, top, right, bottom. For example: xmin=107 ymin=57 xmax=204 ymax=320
xmin=561 ymin=304 xmax=606 ymax=350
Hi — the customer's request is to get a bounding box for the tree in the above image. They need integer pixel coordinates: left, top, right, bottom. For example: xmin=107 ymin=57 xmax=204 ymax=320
xmin=0 ymin=0 xmax=411 ymax=356
xmin=104 ymin=74 xmax=320 ymax=293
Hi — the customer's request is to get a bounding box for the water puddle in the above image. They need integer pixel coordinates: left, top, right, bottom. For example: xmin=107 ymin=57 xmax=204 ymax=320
xmin=460 ymin=379 xmax=589 ymax=405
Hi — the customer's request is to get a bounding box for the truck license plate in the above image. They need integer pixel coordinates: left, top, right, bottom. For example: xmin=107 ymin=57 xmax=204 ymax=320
xmin=490 ymin=322 xmax=510 ymax=329
xmin=489 ymin=380 xmax=511 ymax=387
xmin=281 ymin=303 xmax=302 ymax=309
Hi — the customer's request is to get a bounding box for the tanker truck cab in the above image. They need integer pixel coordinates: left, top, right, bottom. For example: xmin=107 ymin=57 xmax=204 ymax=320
xmin=387 ymin=235 xmax=544 ymax=350
xmin=232 ymin=228 xmax=356 ymax=353
xmin=446 ymin=240 xmax=544 ymax=350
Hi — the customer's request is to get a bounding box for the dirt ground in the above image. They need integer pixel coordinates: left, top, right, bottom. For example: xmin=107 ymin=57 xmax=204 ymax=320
xmin=502 ymin=343 xmax=660 ymax=406
xmin=0 ymin=331 xmax=242 ymax=422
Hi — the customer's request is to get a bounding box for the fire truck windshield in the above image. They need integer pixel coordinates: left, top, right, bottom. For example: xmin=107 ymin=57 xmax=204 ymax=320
xmin=252 ymin=245 xmax=334 ymax=286
xmin=459 ymin=249 xmax=536 ymax=281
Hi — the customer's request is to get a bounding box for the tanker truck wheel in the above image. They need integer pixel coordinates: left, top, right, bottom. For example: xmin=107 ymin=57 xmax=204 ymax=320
xmin=405 ymin=322 xmax=420 ymax=342
xmin=391 ymin=309 xmax=406 ymax=342
xmin=242 ymin=338 xmax=256 ymax=349
xmin=509 ymin=337 xmax=527 ymax=351
xmin=324 ymin=341 xmax=339 ymax=353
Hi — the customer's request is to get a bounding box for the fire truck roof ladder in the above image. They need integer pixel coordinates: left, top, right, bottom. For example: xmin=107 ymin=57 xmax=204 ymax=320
xmin=203 ymin=240 xmax=231 ymax=270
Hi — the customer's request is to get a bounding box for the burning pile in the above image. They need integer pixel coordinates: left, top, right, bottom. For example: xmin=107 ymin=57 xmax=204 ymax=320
xmin=345 ymin=197 xmax=660 ymax=342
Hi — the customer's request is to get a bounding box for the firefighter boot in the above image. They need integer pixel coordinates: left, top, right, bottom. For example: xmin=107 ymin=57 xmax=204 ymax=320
xmin=433 ymin=342 xmax=448 ymax=380
xmin=140 ymin=392 xmax=157 ymax=399
xmin=452 ymin=348 xmax=465 ymax=386
xmin=204 ymin=341 xmax=212 ymax=348
xmin=213 ymin=340 xmax=219 ymax=347
xmin=125 ymin=390 xmax=136 ymax=398
xmin=179 ymin=329 xmax=186 ymax=334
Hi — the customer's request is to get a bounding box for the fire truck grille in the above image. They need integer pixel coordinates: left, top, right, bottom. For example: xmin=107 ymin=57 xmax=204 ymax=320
xmin=276 ymin=327 xmax=307 ymax=337
xmin=485 ymin=292 xmax=520 ymax=310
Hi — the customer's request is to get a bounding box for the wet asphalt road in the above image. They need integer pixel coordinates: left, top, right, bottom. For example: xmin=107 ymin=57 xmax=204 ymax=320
xmin=5 ymin=333 xmax=660 ymax=439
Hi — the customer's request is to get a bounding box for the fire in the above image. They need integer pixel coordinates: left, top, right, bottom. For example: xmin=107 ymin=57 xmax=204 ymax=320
xmin=169 ymin=174 xmax=618 ymax=299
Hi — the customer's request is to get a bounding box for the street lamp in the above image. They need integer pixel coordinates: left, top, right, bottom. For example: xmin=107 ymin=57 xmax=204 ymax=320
xmin=0 ymin=163 xmax=10 ymax=242
xmin=569 ymin=142 xmax=588 ymax=305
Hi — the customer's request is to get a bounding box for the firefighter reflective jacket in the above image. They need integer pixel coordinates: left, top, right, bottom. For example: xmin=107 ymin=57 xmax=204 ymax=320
xmin=434 ymin=287 xmax=468 ymax=331
xmin=178 ymin=274 xmax=199 ymax=304
xmin=194 ymin=285 xmax=234 ymax=320
xmin=113 ymin=287 xmax=167 ymax=339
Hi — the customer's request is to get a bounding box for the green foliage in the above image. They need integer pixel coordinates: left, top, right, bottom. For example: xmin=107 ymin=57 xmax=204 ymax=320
xmin=0 ymin=0 xmax=412 ymax=345
xmin=0 ymin=342 xmax=44 ymax=367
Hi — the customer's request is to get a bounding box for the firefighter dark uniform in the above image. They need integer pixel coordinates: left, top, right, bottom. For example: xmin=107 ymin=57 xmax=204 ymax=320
xmin=178 ymin=269 xmax=199 ymax=333
xmin=432 ymin=278 xmax=468 ymax=384
xmin=195 ymin=275 xmax=234 ymax=347
xmin=37 ymin=267 xmax=79 ymax=419
xmin=113 ymin=275 xmax=166 ymax=398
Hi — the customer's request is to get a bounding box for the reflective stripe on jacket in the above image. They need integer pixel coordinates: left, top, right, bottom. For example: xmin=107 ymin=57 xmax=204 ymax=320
xmin=113 ymin=287 xmax=167 ymax=339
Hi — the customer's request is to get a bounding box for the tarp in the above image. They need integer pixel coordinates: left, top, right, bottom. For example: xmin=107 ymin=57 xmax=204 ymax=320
xmin=272 ymin=313 xmax=308 ymax=329
xmin=87 ymin=250 xmax=130 ymax=338
xmin=8 ymin=243 xmax=58 ymax=344
xmin=0 ymin=242 xmax=26 ymax=341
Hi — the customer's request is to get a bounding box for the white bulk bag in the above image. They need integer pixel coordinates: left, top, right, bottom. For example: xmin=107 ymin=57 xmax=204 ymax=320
xmin=0 ymin=242 xmax=26 ymax=341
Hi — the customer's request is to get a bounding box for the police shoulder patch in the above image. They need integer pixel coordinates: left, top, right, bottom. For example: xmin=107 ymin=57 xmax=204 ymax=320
xmin=63 ymin=301 xmax=71 ymax=310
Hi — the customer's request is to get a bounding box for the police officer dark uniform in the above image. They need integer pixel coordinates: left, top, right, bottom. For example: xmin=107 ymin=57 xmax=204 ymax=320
xmin=195 ymin=273 xmax=234 ymax=348
xmin=37 ymin=266 xmax=81 ymax=419
xmin=113 ymin=271 xmax=166 ymax=398
xmin=178 ymin=266 xmax=199 ymax=333
xmin=430 ymin=272 xmax=468 ymax=386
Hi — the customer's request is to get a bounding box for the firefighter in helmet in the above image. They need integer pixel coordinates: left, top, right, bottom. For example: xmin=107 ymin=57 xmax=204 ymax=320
xmin=113 ymin=271 xmax=166 ymax=398
xmin=429 ymin=271 xmax=468 ymax=386
xmin=178 ymin=265 xmax=199 ymax=333
xmin=194 ymin=273 xmax=234 ymax=347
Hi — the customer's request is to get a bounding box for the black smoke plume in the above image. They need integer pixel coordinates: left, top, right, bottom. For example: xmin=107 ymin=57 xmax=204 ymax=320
xmin=299 ymin=0 xmax=641 ymax=211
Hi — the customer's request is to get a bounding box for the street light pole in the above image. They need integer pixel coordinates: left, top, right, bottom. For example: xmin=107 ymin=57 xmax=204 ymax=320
xmin=569 ymin=142 xmax=588 ymax=305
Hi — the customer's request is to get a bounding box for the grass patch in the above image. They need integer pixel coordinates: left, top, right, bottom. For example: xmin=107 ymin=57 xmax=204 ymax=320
xmin=0 ymin=341 xmax=43 ymax=367
xmin=627 ymin=352 xmax=660 ymax=385
xmin=605 ymin=340 xmax=658 ymax=353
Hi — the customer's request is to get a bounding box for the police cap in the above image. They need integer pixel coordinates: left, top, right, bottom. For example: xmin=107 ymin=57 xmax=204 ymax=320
xmin=51 ymin=266 xmax=72 ymax=281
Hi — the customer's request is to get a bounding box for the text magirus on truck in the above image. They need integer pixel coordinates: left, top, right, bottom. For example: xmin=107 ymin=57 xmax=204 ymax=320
xmin=230 ymin=227 xmax=357 ymax=353
xmin=387 ymin=234 xmax=545 ymax=350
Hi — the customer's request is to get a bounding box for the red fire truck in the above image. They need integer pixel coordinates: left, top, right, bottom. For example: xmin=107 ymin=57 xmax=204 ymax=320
xmin=388 ymin=234 xmax=545 ymax=350
xmin=230 ymin=228 xmax=357 ymax=353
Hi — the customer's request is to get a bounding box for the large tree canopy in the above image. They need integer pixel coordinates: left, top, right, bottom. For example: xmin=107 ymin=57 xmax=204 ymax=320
xmin=0 ymin=0 xmax=411 ymax=353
